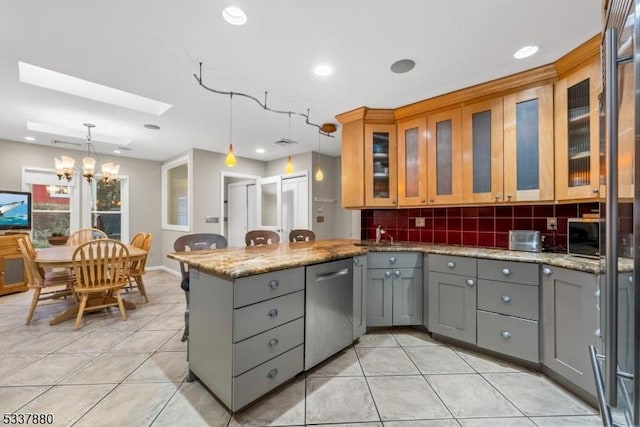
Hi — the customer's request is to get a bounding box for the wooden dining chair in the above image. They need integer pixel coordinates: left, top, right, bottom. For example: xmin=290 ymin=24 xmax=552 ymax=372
xmin=125 ymin=232 xmax=152 ymax=302
xmin=289 ymin=229 xmax=316 ymax=242
xmin=67 ymin=228 xmax=107 ymax=246
xmin=71 ymin=239 xmax=130 ymax=329
xmin=245 ymin=230 xmax=280 ymax=246
xmin=173 ymin=233 xmax=228 ymax=341
xmin=18 ymin=236 xmax=75 ymax=325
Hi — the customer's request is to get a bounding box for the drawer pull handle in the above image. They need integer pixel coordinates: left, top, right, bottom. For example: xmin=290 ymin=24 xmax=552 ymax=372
xmin=389 ymin=256 xmax=397 ymax=264
xmin=394 ymin=270 xmax=401 ymax=278
xmin=268 ymin=338 xmax=279 ymax=347
xmin=501 ymin=331 xmax=511 ymax=340
xmin=501 ymin=295 xmax=512 ymax=303
xmin=385 ymin=271 xmax=392 ymax=278
xmin=447 ymin=261 xmax=456 ymax=269
xmin=268 ymin=280 xmax=279 ymax=289
xmin=466 ymin=279 xmax=475 ymax=287
xmin=501 ymin=268 xmax=511 ymax=276
xmin=268 ymin=309 xmax=279 ymax=318
xmin=542 ymin=267 xmax=552 ymax=276
xmin=267 ymin=368 xmax=278 ymax=379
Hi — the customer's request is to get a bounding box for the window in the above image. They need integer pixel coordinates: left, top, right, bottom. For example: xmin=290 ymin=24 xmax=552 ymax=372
xmin=162 ymin=155 xmax=191 ymax=231
xmin=85 ymin=177 xmax=130 ymax=242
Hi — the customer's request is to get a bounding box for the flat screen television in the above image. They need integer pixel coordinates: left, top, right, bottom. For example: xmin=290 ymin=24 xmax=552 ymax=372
xmin=0 ymin=190 xmax=31 ymax=230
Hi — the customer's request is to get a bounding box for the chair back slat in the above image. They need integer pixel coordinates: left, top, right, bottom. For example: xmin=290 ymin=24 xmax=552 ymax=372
xmin=73 ymin=240 xmax=129 ymax=290
xmin=18 ymin=237 xmax=44 ymax=288
xmin=245 ymin=230 xmax=280 ymax=246
xmin=68 ymin=228 xmax=108 ymax=246
xmin=289 ymin=229 xmax=316 ymax=242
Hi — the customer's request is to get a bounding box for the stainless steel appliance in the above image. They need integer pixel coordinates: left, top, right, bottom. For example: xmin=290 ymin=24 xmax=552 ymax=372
xmin=567 ymin=218 xmax=603 ymax=258
xmin=508 ymin=230 xmax=542 ymax=253
xmin=305 ymin=258 xmax=353 ymax=370
xmin=591 ymin=2 xmax=639 ymax=425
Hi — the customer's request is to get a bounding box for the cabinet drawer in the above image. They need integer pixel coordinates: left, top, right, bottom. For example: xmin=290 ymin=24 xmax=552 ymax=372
xmin=368 ymin=252 xmax=422 ymax=269
xmin=429 ymin=254 xmax=476 ymax=277
xmin=233 ymin=317 xmax=304 ymax=375
xmin=477 ymin=310 xmax=539 ymax=363
xmin=234 ymin=267 xmax=304 ymax=308
xmin=478 ymin=259 xmax=539 ymax=286
xmin=233 ymin=291 xmax=304 ymax=342
xmin=478 ymin=279 xmax=539 ymax=321
xmin=232 ymin=344 xmax=304 ymax=411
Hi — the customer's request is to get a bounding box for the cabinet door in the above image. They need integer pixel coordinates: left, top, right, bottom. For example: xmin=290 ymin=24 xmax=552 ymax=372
xmin=427 ymin=108 xmax=462 ymax=205
xmin=428 ymin=271 xmax=476 ymax=344
xmin=542 ymin=265 xmax=600 ymax=395
xmin=367 ymin=269 xmax=393 ymax=326
xmin=364 ymin=124 xmax=397 ymax=207
xmin=462 ymin=98 xmax=504 ymax=203
xmin=392 ymin=268 xmax=423 ymax=325
xmin=503 ymin=85 xmax=554 ymax=202
xmin=555 ymin=58 xmax=601 ymax=200
xmin=353 ymin=256 xmax=367 ymax=339
xmin=397 ymin=117 xmax=427 ymax=206
xmin=341 ymin=119 xmax=365 ymax=208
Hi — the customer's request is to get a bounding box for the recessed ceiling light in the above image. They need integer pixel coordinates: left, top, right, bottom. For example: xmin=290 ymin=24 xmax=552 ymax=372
xmin=513 ymin=45 xmax=539 ymax=59
xmin=18 ymin=62 xmax=172 ymax=116
xmin=24 ymin=136 xmax=35 ymax=141
xmin=256 ymin=148 xmax=265 ymax=154
xmin=27 ymin=121 xmax=131 ymax=145
xmin=222 ymin=6 xmax=247 ymax=25
xmin=144 ymin=123 xmax=161 ymax=130
xmin=314 ymin=64 xmax=333 ymax=77
xmin=113 ymin=149 xmax=121 ymax=154
xmin=390 ymin=59 xmax=416 ymax=74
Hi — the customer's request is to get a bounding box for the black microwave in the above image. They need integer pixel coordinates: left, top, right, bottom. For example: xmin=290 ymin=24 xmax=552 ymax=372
xmin=567 ymin=218 xmax=603 ymax=258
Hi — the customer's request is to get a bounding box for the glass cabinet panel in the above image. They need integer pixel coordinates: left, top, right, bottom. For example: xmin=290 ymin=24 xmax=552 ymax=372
xmin=428 ymin=108 xmax=462 ymax=204
xmin=404 ymin=128 xmax=419 ymax=198
xmin=516 ymin=99 xmax=540 ymax=191
xmin=567 ymin=79 xmax=591 ymax=188
xmin=372 ymin=131 xmax=390 ymax=199
xmin=365 ymin=123 xmax=397 ymax=207
xmin=472 ymin=111 xmax=492 ymax=193
xmin=436 ymin=120 xmax=453 ymax=196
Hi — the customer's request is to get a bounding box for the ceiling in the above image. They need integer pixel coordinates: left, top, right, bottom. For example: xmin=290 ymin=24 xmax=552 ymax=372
xmin=0 ymin=1 xmax=601 ymax=163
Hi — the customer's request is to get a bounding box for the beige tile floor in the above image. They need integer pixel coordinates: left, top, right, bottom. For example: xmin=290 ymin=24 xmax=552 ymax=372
xmin=0 ymin=270 xmax=604 ymax=426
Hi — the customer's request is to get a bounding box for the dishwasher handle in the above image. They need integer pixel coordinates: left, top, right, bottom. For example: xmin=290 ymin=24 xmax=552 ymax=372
xmin=315 ymin=268 xmax=350 ymax=282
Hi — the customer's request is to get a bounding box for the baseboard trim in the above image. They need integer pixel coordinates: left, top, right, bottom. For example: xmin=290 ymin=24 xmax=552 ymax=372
xmin=146 ymin=265 xmax=181 ymax=277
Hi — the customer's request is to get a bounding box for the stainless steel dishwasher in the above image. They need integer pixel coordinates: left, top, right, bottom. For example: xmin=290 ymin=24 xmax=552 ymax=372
xmin=305 ymin=258 xmax=353 ymax=370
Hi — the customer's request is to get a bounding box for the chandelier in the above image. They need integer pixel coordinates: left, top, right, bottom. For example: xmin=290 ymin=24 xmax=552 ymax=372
xmin=54 ymin=123 xmax=120 ymax=183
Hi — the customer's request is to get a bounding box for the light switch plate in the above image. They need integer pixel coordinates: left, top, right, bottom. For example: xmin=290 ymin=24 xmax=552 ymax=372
xmin=415 ymin=217 xmax=426 ymax=227
xmin=205 ymin=216 xmax=219 ymax=223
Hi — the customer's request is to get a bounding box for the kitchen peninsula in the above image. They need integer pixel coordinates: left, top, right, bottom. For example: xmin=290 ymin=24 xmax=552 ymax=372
xmin=168 ymin=239 xmax=631 ymax=411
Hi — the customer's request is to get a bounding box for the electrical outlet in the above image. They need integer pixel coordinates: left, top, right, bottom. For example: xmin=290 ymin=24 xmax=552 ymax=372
xmin=415 ymin=217 xmax=426 ymax=227
xmin=205 ymin=216 xmax=219 ymax=224
xmin=547 ymin=217 xmax=557 ymax=230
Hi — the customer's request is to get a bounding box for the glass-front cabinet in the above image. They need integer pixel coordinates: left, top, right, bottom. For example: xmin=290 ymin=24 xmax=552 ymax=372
xmin=364 ymin=123 xmax=397 ymax=207
xmin=555 ymin=58 xmax=601 ymax=200
xmin=427 ymin=108 xmax=462 ymax=205
xmin=397 ymin=117 xmax=427 ymax=206
xmin=462 ymin=98 xmax=504 ymax=203
xmin=503 ymin=84 xmax=555 ymax=202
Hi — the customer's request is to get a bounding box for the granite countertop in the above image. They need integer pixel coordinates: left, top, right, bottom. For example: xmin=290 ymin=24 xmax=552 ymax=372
xmin=167 ymin=239 xmax=631 ymax=280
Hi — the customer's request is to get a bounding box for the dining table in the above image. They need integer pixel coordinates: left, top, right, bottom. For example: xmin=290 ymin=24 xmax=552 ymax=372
xmin=35 ymin=244 xmax=147 ymax=326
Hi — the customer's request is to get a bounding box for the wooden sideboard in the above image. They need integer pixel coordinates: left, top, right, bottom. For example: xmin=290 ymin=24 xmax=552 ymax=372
xmin=0 ymin=234 xmax=28 ymax=296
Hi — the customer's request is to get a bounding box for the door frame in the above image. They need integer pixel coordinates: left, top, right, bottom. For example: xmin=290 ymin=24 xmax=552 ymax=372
xmin=220 ymin=171 xmax=260 ymax=241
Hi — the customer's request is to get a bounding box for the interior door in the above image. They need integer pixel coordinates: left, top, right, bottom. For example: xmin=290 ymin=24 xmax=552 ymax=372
xmin=227 ymin=180 xmax=256 ymax=247
xmin=257 ymin=175 xmax=282 ymax=240
xmin=281 ymin=174 xmax=309 ymax=238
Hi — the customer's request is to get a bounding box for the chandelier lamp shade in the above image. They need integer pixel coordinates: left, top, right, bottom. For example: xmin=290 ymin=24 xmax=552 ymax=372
xmin=54 ymin=123 xmax=120 ymax=183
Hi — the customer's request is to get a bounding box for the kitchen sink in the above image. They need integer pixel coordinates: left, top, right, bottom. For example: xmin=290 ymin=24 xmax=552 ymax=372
xmin=354 ymin=241 xmax=411 ymax=247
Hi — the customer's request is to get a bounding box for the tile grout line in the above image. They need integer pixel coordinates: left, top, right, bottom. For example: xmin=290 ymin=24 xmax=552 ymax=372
xmin=352 ymin=342 xmax=384 ymax=424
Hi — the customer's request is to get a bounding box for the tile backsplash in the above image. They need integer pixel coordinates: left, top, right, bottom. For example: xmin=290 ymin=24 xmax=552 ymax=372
xmin=360 ymin=202 xmax=631 ymax=253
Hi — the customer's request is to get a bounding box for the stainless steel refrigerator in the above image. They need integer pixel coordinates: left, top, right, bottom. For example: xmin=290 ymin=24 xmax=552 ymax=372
xmin=593 ymin=0 xmax=640 ymax=425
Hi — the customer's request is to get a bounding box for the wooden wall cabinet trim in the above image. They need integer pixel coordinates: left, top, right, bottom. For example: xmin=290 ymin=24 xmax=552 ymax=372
xmin=427 ymin=108 xmax=463 ymax=205
xmin=340 ymin=119 xmax=365 ymax=208
xmin=397 ymin=116 xmax=428 ymax=206
xmin=364 ymin=123 xmax=397 ymax=207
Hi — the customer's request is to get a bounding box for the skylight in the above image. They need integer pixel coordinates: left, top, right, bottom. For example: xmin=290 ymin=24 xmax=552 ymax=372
xmin=18 ymin=62 xmax=172 ymax=116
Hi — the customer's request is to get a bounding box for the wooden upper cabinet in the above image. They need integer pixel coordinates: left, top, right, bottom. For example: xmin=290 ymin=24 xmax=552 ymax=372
xmin=617 ymin=59 xmax=634 ymax=199
xmin=462 ymin=98 xmax=504 ymax=203
xmin=503 ymin=84 xmax=555 ymax=202
xmin=555 ymin=57 xmax=601 ymax=201
xmin=427 ymin=108 xmax=462 ymax=205
xmin=340 ymin=119 xmax=365 ymax=208
xmin=364 ymin=123 xmax=397 ymax=207
xmin=397 ymin=117 xmax=427 ymax=206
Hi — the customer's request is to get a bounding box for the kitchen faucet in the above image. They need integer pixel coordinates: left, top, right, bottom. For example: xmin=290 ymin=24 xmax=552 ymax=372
xmin=375 ymin=225 xmax=385 ymax=244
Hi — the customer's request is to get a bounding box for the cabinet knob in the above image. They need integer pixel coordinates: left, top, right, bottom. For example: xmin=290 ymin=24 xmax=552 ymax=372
xmin=501 ymin=331 xmax=512 ymax=340
xmin=354 ymin=258 xmax=360 ymax=266
xmin=593 ymin=188 xmax=599 ymax=194
xmin=501 ymin=268 xmax=511 ymax=276
xmin=268 ymin=338 xmax=279 ymax=348
xmin=447 ymin=261 xmax=456 ymax=269
xmin=268 ymin=280 xmax=279 ymax=289
xmin=507 ymin=194 xmax=513 ymax=200
xmin=429 ymin=199 xmax=435 ymax=203
xmin=629 ymin=276 xmax=633 ymax=284
xmin=501 ymin=295 xmax=512 ymax=303
xmin=385 ymin=271 xmax=392 ymax=278
xmin=394 ymin=270 xmax=401 ymax=278
xmin=268 ymin=308 xmax=279 ymax=318
xmin=389 ymin=256 xmax=397 ymax=264
xmin=421 ymin=199 xmax=426 ymax=203
xmin=267 ymin=368 xmax=278 ymax=379
xmin=466 ymin=278 xmax=475 ymax=287
xmin=543 ymin=267 xmax=552 ymax=276
xmin=392 ymin=200 xmax=396 ymax=204
xmin=495 ymin=194 xmax=501 ymax=200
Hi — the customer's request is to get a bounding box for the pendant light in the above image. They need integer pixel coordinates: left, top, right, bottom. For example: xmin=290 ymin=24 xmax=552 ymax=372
xmin=315 ymin=132 xmax=324 ymax=181
xmin=225 ymin=93 xmax=237 ymax=167
xmin=284 ymin=112 xmax=294 ymax=174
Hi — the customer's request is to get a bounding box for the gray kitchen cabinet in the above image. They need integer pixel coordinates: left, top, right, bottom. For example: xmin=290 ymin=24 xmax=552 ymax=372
xmin=353 ymin=255 xmax=367 ymax=339
xmin=428 ymin=270 xmax=477 ymax=344
xmin=367 ymin=252 xmax=422 ymax=327
xmin=542 ymin=265 xmax=600 ymax=395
